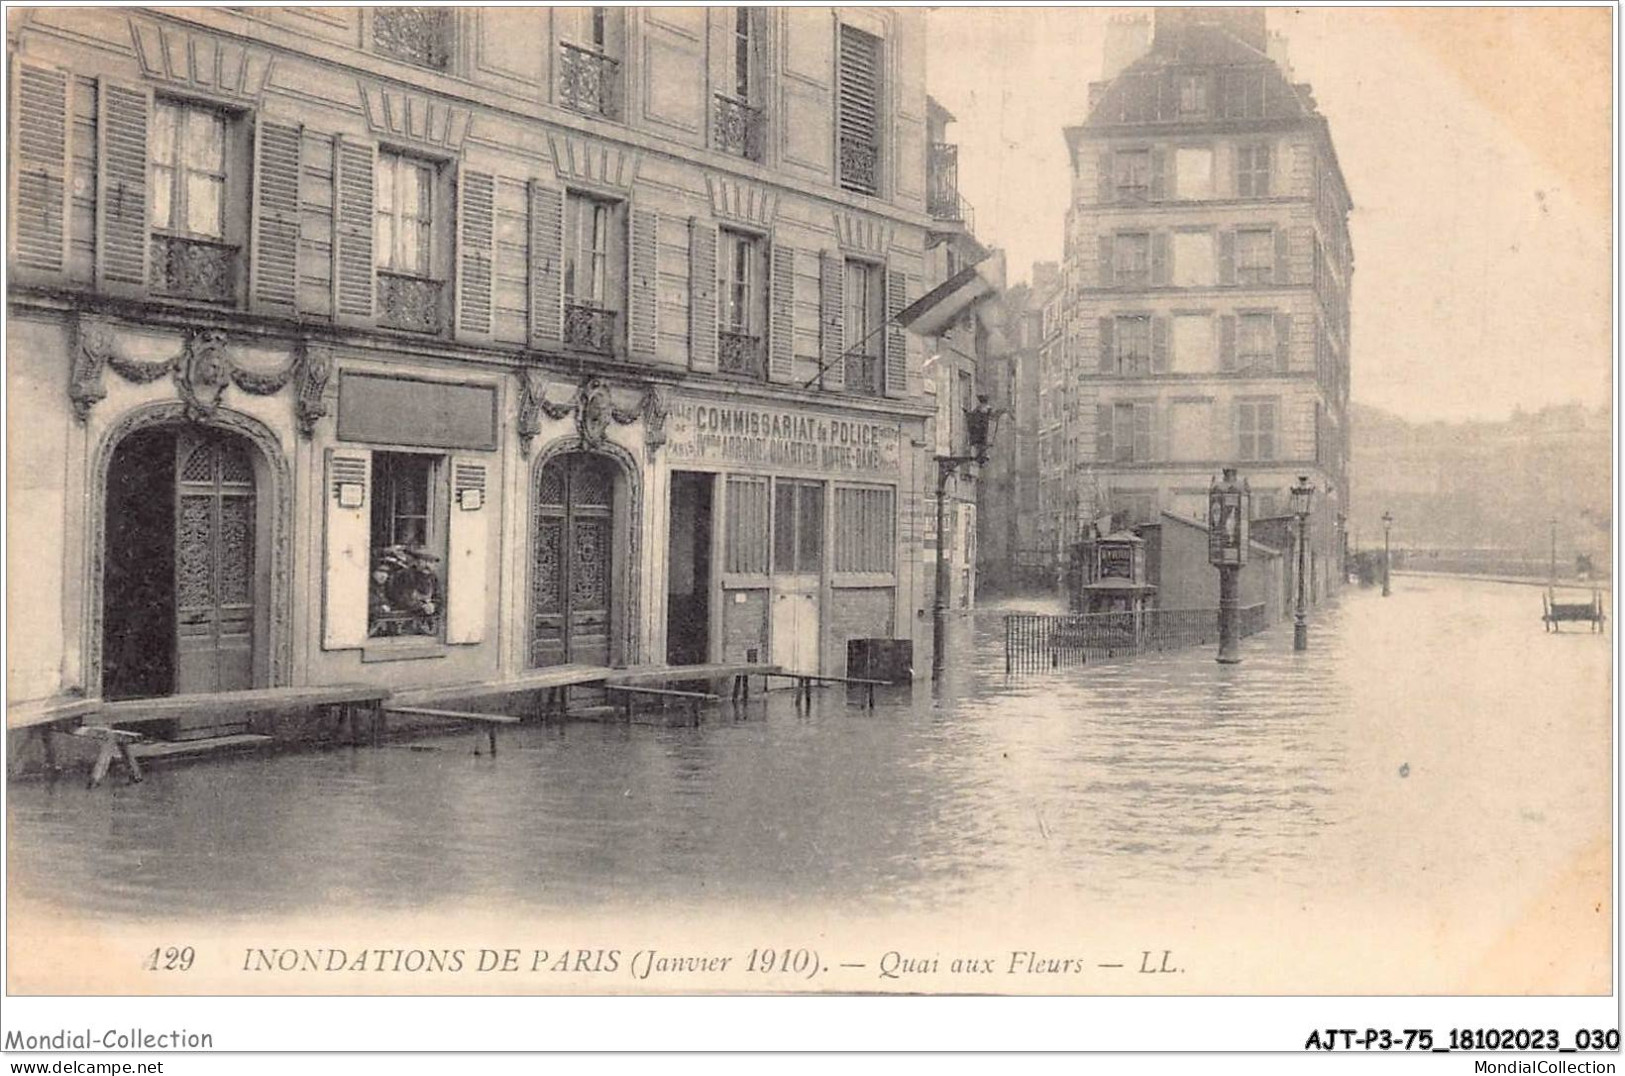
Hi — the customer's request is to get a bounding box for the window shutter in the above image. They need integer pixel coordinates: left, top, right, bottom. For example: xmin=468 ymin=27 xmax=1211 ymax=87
xmin=1149 ymin=147 xmax=1167 ymax=200
xmin=1275 ymin=312 xmax=1293 ymax=372
xmin=1098 ymin=315 xmax=1114 ymax=373
xmin=1218 ymin=229 xmax=1236 ymax=285
xmin=1095 ymin=403 xmax=1113 ymax=461
xmin=1258 ymin=144 xmax=1272 ymax=197
xmin=629 ymin=206 xmax=659 ymax=359
xmin=1151 ymin=231 xmax=1169 ymax=286
xmin=1151 ymin=315 xmax=1169 ymax=373
xmin=1229 ymin=400 xmax=1242 ymax=460
xmin=768 ymin=241 xmax=795 ymax=382
xmin=1274 ymin=227 xmax=1291 ymax=285
xmin=1096 ymin=148 xmax=1114 ymax=205
xmin=95 ymin=80 xmax=151 ymax=297
xmin=819 ymin=249 xmax=845 ymax=390
xmin=322 ymin=449 xmax=371 ymax=650
xmin=882 ymin=267 xmax=907 ymax=397
xmin=1219 ymin=314 xmax=1237 ymax=372
xmin=250 ymin=119 xmax=302 ymax=314
xmin=455 ymin=166 xmax=494 ymax=341
xmin=332 ymin=137 xmax=375 ymax=327
xmin=445 ymin=458 xmax=489 ymax=645
xmin=1153 ymin=404 xmax=1171 ymax=462
xmin=11 ymin=61 xmax=71 ymax=281
xmin=688 ymin=217 xmax=718 ymax=372
xmin=528 ymin=182 xmax=564 ymax=349
xmin=1133 ymin=404 xmax=1151 ymax=461
xmin=1097 ymin=238 xmax=1113 ymax=289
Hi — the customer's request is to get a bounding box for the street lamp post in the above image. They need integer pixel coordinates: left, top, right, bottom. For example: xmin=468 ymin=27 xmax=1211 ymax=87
xmin=933 ymin=397 xmax=999 ymax=680
xmin=1381 ymin=510 xmax=1393 ymax=597
xmin=1291 ymin=476 xmax=1314 ymax=651
xmin=1208 ymin=467 xmax=1251 ymax=664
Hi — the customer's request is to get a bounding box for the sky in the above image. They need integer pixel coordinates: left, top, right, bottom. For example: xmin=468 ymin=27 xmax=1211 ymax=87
xmin=925 ymin=6 xmax=1613 ymax=424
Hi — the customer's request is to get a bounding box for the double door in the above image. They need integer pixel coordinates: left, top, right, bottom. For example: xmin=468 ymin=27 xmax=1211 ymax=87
xmin=531 ymin=453 xmax=615 ymax=667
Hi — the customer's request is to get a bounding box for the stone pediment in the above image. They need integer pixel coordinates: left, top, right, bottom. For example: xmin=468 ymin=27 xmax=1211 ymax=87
xmin=130 ymin=17 xmax=273 ymax=102
xmin=707 ymin=176 xmax=778 ymax=228
xmin=359 ymin=83 xmax=473 ymax=152
xmin=834 ymin=211 xmax=893 ymax=257
xmin=548 ymin=133 xmax=639 ymax=192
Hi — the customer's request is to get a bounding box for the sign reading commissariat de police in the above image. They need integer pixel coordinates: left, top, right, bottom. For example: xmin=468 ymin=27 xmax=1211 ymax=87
xmin=666 ymin=398 xmax=901 ymax=476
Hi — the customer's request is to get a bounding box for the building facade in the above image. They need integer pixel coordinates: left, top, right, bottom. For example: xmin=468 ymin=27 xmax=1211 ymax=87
xmin=8 ymin=6 xmax=961 ymax=716
xmin=1053 ymin=8 xmax=1353 ymax=602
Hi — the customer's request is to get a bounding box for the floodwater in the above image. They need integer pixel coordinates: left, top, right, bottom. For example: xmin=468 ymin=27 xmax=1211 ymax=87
xmin=6 ymin=577 xmax=1613 ymax=950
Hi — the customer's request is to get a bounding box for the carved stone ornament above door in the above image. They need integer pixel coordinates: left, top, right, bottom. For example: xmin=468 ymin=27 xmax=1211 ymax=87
xmin=516 ymin=369 xmax=670 ymax=456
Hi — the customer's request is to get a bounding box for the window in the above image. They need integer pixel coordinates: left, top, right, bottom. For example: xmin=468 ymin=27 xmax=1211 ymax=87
xmin=564 ymin=192 xmax=623 ymax=352
xmin=1237 ymin=312 xmax=1276 ymax=371
xmin=844 ymin=259 xmax=884 ymax=395
xmin=1172 ymin=314 xmax=1215 ymax=373
xmin=1112 ymin=232 xmax=1150 ymax=286
xmin=369 ymin=452 xmax=443 ymax=638
xmin=1236 ymin=398 xmax=1278 ymax=462
xmin=1178 ymin=75 xmax=1208 ymax=116
xmin=1172 ymin=231 xmax=1214 ymax=287
xmin=1112 ymin=402 xmax=1152 ymax=462
xmin=1174 ymin=147 xmax=1212 ymax=199
xmin=725 ymin=475 xmax=770 ymax=573
xmin=837 ymin=24 xmax=882 ymax=194
xmin=834 ymin=486 xmax=895 ymax=573
xmin=372 ymin=7 xmax=453 ymax=71
xmin=1113 ymin=149 xmax=1151 ymax=201
xmin=732 ymin=7 xmax=755 ymax=99
xmin=714 ymin=8 xmax=766 ymax=160
xmin=375 ymin=152 xmax=433 ymax=276
xmin=1114 ymin=315 xmax=1151 ymax=376
xmin=560 ymin=7 xmax=620 ymax=119
xmin=150 ymin=99 xmax=240 ymax=303
xmin=1237 ymin=143 xmax=1271 ymax=198
xmin=718 ymin=229 xmax=765 ymax=377
xmin=774 ymin=480 xmax=824 ymax=573
xmin=1235 ymin=228 xmax=1273 ymax=285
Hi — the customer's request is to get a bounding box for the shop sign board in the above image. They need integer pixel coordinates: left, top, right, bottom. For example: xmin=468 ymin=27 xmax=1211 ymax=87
xmin=666 ymin=398 xmax=902 ymax=476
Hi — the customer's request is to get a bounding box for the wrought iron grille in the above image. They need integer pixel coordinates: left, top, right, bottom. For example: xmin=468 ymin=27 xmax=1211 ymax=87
xmin=718 ymin=331 xmax=765 ymax=378
xmin=373 ymin=8 xmax=453 ymax=71
xmin=559 ymin=42 xmax=619 ymax=120
xmin=844 ymin=353 xmax=883 ymax=397
xmin=377 ymin=272 xmax=444 ymax=334
xmin=564 ymin=302 xmax=618 ymax=353
xmin=713 ymin=95 xmax=764 ymax=161
xmin=928 ymin=142 xmax=960 ymax=219
xmin=149 ymin=235 xmax=238 ymax=303
xmin=839 ymin=134 xmax=879 ymax=195
xmin=1003 ymin=604 xmax=1267 ymax=673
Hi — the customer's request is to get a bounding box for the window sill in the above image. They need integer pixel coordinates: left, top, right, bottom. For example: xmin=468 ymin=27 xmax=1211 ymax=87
xmin=361 ymin=641 xmax=448 ymax=664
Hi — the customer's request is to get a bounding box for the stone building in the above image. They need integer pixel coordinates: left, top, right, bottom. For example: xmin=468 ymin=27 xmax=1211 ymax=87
xmin=1053 ymin=7 xmax=1353 ymax=603
xmin=8 ymin=6 xmax=962 ymax=724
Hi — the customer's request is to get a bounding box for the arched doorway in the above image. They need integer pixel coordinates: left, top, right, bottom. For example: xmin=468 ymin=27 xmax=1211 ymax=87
xmin=530 ymin=451 xmax=620 ymax=668
xmin=102 ymin=425 xmax=262 ymax=701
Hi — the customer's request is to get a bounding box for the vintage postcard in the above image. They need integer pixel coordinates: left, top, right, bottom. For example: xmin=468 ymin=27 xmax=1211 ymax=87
xmin=2 ymin=2 xmax=1615 ymax=1055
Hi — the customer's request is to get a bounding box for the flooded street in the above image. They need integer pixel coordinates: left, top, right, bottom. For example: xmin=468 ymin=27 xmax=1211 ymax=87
xmin=6 ymin=576 xmax=1612 ymax=991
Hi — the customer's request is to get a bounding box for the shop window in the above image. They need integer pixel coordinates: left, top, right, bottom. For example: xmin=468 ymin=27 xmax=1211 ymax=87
xmin=834 ymin=486 xmax=895 ymax=573
xmin=369 ymin=452 xmax=443 ymax=638
xmin=149 ymin=99 xmax=242 ymax=304
xmin=564 ymin=191 xmax=625 ymax=353
xmin=724 ymin=475 xmax=770 ymax=574
xmin=774 ymin=479 xmax=824 ymax=573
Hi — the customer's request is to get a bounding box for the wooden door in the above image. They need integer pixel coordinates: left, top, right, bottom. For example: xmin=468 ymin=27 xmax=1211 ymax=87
xmin=531 ymin=453 xmax=616 ymax=667
xmin=173 ymin=431 xmax=256 ymax=695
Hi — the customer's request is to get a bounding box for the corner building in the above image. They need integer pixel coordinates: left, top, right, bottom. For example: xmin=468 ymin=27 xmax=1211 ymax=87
xmin=1060 ymin=9 xmax=1352 ymax=601
xmin=8 ymin=6 xmax=947 ymax=721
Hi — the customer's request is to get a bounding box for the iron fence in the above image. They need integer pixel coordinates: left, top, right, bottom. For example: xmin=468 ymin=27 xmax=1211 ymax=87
xmin=1004 ymin=604 xmax=1267 ymax=673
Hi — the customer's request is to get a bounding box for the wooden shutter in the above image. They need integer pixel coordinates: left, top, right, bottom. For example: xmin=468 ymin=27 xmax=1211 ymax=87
xmin=1132 ymin=404 xmax=1151 ymax=461
xmin=820 ymin=249 xmax=844 ymax=390
xmin=1218 ymin=229 xmax=1235 ymax=285
xmin=1096 ymin=148 xmax=1113 ymax=204
xmin=1153 ymin=404 xmax=1171 ymax=462
xmin=445 ymin=458 xmax=489 ymax=645
xmin=1274 ymin=227 xmax=1292 ymax=286
xmin=1149 ymin=147 xmax=1167 ymax=200
xmin=455 ymin=166 xmax=494 ymax=341
xmin=11 ymin=61 xmax=70 ymax=281
xmin=688 ymin=217 xmax=718 ymax=372
xmin=332 ymin=137 xmax=375 ymax=327
xmin=882 ymin=266 xmax=907 ymax=398
xmin=1258 ymin=143 xmax=1272 ymax=197
xmin=1097 ymin=238 xmax=1113 ymax=289
xmin=528 ymin=182 xmax=564 ymax=348
xmin=1095 ymin=403 xmax=1113 ymax=461
xmin=836 ymin=24 xmax=882 ymax=194
xmin=1274 ymin=312 xmax=1293 ymax=372
xmin=767 ymin=241 xmax=795 ymax=382
xmin=1219 ymin=314 xmax=1237 ymax=372
xmin=1151 ymin=231 xmax=1168 ymax=285
xmin=251 ymin=119 xmax=302 ymax=314
xmin=322 ymin=449 xmax=371 ymax=650
xmin=628 ymin=205 xmax=659 ymax=359
xmin=1151 ymin=315 xmax=1169 ymax=373
xmin=96 ymin=80 xmax=151 ymax=297
xmin=1097 ymin=316 xmax=1114 ymax=373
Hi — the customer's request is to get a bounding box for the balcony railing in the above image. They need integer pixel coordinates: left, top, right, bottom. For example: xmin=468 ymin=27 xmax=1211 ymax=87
xmin=150 ymin=234 xmax=238 ymax=304
xmin=713 ymin=95 xmax=764 ymax=161
xmin=844 ymin=352 xmax=883 ymax=397
xmin=559 ymin=42 xmax=619 ymax=120
xmin=372 ymin=7 xmax=452 ymax=71
xmin=564 ymin=302 xmax=618 ymax=354
xmin=718 ymin=330 xmax=765 ymax=378
xmin=839 ymin=134 xmax=879 ymax=195
xmin=377 ymin=271 xmax=444 ymax=334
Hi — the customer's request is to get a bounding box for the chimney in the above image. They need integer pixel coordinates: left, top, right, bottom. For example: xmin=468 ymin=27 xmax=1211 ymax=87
xmin=1267 ymin=30 xmax=1294 ymax=80
xmin=1102 ymin=14 xmax=1150 ymax=79
xmin=1153 ymin=8 xmax=1268 ymax=54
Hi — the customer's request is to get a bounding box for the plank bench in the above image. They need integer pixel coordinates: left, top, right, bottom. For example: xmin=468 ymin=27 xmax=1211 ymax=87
xmin=381 ymin=706 xmax=520 ymax=755
xmin=761 ymin=672 xmax=891 ymax=709
xmin=1544 ymin=591 xmax=1606 ymax=633
xmin=603 ymin=684 xmax=718 ymax=724
xmin=98 ymin=683 xmax=391 ymax=746
xmin=71 ymin=726 xmax=143 ymax=788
